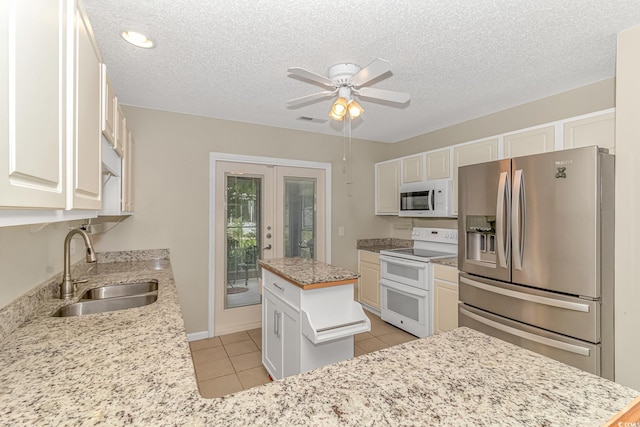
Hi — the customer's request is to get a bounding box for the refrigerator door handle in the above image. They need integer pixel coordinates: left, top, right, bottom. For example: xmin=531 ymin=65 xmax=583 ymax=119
xmin=459 ymin=276 xmax=591 ymax=312
xmin=495 ymin=171 xmax=510 ymax=268
xmin=460 ymin=306 xmax=591 ymax=356
xmin=512 ymin=169 xmax=525 ymax=270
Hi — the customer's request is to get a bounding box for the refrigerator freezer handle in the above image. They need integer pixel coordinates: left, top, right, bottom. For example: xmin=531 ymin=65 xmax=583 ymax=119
xmin=459 ymin=306 xmax=591 ymax=356
xmin=512 ymin=169 xmax=525 ymax=271
xmin=496 ymin=171 xmax=510 ymax=268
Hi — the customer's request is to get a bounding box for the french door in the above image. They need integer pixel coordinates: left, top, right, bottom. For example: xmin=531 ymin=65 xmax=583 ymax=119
xmin=213 ymin=160 xmax=326 ymax=335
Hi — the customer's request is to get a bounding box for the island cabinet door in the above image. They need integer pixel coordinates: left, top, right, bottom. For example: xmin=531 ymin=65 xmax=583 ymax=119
xmin=262 ymin=287 xmax=301 ymax=380
xmin=263 ymin=288 xmax=283 ymax=380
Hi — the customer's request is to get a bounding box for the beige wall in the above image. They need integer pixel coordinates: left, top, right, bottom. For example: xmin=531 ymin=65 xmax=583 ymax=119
xmin=91 ymin=107 xmax=391 ymax=333
xmin=382 ymin=78 xmax=615 ymax=160
xmin=0 ymin=73 xmax=623 ymax=370
xmin=381 ymin=78 xmax=616 ymax=238
xmin=0 ymin=221 xmax=84 ymax=308
xmin=614 ymin=25 xmax=640 ymax=390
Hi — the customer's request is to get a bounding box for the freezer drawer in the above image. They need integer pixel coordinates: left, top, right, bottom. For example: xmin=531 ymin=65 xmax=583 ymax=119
xmin=459 ymin=273 xmax=600 ymax=343
xmin=459 ymin=304 xmax=601 ymax=376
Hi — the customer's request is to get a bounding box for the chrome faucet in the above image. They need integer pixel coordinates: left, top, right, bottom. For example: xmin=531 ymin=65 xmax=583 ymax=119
xmin=60 ymin=228 xmax=97 ymax=299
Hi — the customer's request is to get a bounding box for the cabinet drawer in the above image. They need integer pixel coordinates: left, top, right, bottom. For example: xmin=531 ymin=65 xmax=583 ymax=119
xmin=433 ymin=264 xmax=458 ymax=283
xmin=263 ymin=270 xmax=301 ymax=307
xmin=359 ymin=250 xmax=380 ymax=265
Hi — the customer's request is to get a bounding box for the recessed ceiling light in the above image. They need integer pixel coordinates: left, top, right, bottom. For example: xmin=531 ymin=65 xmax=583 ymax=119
xmin=121 ymin=31 xmax=155 ymax=48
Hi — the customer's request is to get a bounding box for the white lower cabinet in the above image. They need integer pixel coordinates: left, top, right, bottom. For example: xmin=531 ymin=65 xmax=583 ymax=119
xmin=262 ymin=270 xmax=370 ymax=380
xmin=433 ymin=264 xmax=459 ymax=334
xmin=358 ymin=250 xmax=381 ymax=309
xmin=263 ymin=287 xmax=300 ymax=380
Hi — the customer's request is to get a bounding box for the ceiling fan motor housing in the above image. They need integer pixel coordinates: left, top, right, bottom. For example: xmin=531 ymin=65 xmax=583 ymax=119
xmin=328 ymin=63 xmax=361 ymax=85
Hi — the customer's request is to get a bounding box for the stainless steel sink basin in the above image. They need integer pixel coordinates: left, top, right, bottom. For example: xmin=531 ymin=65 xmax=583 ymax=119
xmin=81 ymin=280 xmax=159 ymax=300
xmin=51 ymin=293 xmax=158 ymax=317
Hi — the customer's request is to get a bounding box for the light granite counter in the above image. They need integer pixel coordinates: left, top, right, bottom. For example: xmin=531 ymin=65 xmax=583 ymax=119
xmin=431 ymin=256 xmax=458 ymax=268
xmin=356 ymin=237 xmax=412 ymax=253
xmin=259 ymin=257 xmax=358 ymax=289
xmin=1 ymin=250 xmax=638 ymax=426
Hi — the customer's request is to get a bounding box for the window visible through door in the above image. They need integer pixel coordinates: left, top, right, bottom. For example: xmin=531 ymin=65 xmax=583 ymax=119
xmin=211 ymin=158 xmax=328 ymax=336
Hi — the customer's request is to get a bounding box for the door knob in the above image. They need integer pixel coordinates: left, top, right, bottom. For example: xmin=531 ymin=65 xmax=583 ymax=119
xmin=264 ymin=244 xmax=272 ymax=250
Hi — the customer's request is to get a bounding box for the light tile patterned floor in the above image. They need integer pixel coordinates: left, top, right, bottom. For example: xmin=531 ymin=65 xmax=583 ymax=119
xmin=189 ymin=310 xmax=416 ymax=398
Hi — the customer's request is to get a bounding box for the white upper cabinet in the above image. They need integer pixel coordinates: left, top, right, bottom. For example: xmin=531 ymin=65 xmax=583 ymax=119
xmin=1 ymin=0 xmax=103 ymax=216
xmin=375 ymin=160 xmax=401 ymax=215
xmin=101 ymin=64 xmax=117 ymax=148
xmin=426 ymin=149 xmax=451 ymax=180
xmin=68 ymin=0 xmax=102 ymax=210
xmin=0 ymin=0 xmax=68 ymax=209
xmin=452 ymin=138 xmax=499 ymax=214
xmin=401 ymin=154 xmax=425 ymax=184
xmin=116 ymin=105 xmax=126 ymax=157
xmin=121 ymin=132 xmax=134 ymax=212
xmin=564 ymin=112 xmax=615 ymax=152
xmin=503 ymin=126 xmax=555 ymax=158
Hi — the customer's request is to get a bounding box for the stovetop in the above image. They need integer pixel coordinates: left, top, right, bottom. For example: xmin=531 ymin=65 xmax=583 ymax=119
xmin=379 ymin=227 xmax=458 ymax=263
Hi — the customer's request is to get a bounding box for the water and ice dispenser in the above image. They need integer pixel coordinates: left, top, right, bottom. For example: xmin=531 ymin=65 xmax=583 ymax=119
xmin=465 ymin=215 xmax=497 ymax=265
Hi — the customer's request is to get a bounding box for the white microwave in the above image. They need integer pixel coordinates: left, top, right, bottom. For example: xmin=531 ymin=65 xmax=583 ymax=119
xmin=399 ymin=179 xmax=455 ymax=217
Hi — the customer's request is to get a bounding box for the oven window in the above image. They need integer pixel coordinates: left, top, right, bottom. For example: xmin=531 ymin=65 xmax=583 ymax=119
xmin=400 ymin=191 xmax=431 ymax=211
xmin=387 ymin=288 xmax=420 ymax=321
xmin=387 ymin=263 xmax=420 ymax=281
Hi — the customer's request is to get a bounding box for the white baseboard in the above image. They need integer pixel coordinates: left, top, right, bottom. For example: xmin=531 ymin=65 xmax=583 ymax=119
xmin=186 ymin=331 xmax=210 ymax=342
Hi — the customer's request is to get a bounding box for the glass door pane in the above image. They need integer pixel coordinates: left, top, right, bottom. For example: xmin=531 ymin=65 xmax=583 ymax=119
xmin=225 ymin=175 xmax=262 ymax=309
xmin=283 ymin=177 xmax=316 ymax=259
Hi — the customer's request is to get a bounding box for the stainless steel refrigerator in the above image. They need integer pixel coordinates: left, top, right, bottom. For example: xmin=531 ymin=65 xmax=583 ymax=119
xmin=457 ymin=146 xmax=614 ymax=380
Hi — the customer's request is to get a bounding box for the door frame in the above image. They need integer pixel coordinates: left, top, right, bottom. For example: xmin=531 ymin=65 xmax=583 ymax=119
xmin=208 ymin=153 xmax=332 ymax=338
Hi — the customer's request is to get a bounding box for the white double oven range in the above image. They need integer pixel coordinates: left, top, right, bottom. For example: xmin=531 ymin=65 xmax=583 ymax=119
xmin=379 ymin=228 xmax=458 ymax=338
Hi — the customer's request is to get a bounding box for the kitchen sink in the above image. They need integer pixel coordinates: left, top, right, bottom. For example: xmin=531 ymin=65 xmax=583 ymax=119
xmin=51 ymin=293 xmax=158 ymax=317
xmin=81 ymin=280 xmax=159 ymax=300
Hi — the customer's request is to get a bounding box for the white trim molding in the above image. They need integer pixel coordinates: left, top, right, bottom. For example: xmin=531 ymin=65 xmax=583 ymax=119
xmin=208 ymin=152 xmax=332 ymax=339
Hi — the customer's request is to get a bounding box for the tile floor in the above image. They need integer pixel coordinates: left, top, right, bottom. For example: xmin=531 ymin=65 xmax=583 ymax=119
xmin=189 ymin=310 xmax=417 ymax=398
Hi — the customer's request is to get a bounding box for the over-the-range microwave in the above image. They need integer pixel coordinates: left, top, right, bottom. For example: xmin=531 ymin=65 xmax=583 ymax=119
xmin=398 ymin=179 xmax=456 ymax=218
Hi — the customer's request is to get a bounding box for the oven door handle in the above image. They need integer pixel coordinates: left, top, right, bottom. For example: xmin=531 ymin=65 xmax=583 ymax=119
xmin=380 ymin=278 xmax=428 ymax=297
xmin=379 ymin=255 xmax=428 ymax=269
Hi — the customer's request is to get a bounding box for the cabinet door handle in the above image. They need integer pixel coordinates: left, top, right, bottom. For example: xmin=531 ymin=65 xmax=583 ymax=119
xmin=277 ymin=312 xmax=282 ymax=338
xmin=273 ymin=310 xmax=279 ymax=337
xmin=273 ymin=283 xmax=284 ymax=291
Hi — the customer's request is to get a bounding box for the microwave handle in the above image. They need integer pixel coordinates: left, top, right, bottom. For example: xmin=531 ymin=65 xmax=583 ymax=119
xmin=430 ymin=189 xmax=435 ymax=211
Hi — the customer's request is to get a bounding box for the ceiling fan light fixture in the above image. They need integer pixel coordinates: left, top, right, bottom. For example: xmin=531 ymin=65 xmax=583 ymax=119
xmin=329 ymin=97 xmax=348 ymax=120
xmin=121 ymin=31 xmax=155 ymax=48
xmin=347 ymin=100 xmax=364 ymax=119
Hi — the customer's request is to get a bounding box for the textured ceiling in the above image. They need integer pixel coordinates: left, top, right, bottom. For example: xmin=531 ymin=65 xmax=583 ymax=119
xmin=83 ymin=0 xmax=640 ymax=143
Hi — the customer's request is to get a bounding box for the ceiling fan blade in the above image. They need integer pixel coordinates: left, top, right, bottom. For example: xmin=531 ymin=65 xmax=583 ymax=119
xmin=287 ymin=90 xmax=337 ymax=107
xmin=287 ymin=67 xmax=336 ymax=87
xmin=350 ymin=58 xmax=393 ymax=87
xmin=356 ymin=87 xmax=411 ymax=104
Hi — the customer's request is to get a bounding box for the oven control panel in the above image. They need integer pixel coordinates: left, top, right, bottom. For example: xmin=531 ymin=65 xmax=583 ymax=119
xmin=411 ymin=227 xmax=458 ymax=244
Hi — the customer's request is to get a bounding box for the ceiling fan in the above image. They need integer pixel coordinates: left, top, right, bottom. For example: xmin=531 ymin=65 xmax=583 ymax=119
xmin=286 ymin=58 xmax=411 ymax=121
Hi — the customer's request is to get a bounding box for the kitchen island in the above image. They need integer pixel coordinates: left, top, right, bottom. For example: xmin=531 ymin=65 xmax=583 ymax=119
xmin=258 ymin=257 xmax=371 ymax=380
xmin=0 ymin=250 xmax=637 ymax=426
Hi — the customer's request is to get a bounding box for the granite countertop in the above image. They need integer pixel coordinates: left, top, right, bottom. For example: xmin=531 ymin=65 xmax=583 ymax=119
xmin=259 ymin=257 xmax=358 ymax=288
xmin=356 ymin=237 xmax=412 ymax=253
xmin=1 ymin=251 xmax=638 ymax=426
xmin=431 ymin=256 xmax=458 ymax=268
